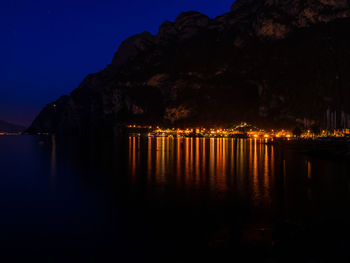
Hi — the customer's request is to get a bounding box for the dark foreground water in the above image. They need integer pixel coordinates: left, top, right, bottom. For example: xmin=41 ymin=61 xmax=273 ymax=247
xmin=1 ymin=135 xmax=350 ymax=262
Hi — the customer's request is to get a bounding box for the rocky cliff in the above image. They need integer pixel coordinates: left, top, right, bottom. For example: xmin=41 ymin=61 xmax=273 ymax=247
xmin=28 ymin=0 xmax=350 ymax=136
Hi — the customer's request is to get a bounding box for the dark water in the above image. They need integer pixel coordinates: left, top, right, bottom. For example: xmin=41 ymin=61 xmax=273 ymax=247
xmin=1 ymin=135 xmax=350 ymax=262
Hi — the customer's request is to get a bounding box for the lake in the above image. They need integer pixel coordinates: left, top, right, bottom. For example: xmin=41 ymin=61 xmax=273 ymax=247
xmin=1 ymin=135 xmax=350 ymax=262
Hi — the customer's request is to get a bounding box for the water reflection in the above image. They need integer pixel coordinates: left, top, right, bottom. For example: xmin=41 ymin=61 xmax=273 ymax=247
xmin=307 ymin=160 xmax=312 ymax=180
xmin=51 ymin=135 xmax=56 ymax=179
xmin=2 ymin=135 xmax=350 ymax=262
xmin=129 ymin=137 xmax=278 ymax=206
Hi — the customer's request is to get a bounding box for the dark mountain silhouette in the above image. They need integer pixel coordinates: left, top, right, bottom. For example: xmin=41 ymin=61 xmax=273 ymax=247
xmin=28 ymin=0 xmax=350 ymax=136
xmin=0 ymin=120 xmax=25 ymax=133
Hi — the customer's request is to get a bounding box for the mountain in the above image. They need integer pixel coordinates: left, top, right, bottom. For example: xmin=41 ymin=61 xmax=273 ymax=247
xmin=28 ymin=0 xmax=350 ymax=136
xmin=0 ymin=120 xmax=25 ymax=133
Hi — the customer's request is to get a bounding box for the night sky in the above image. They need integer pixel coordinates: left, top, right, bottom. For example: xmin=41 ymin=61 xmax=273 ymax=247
xmin=1 ymin=0 xmax=233 ymax=126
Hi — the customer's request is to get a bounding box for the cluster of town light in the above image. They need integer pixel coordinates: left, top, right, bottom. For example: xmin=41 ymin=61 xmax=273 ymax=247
xmin=126 ymin=123 xmax=350 ymax=139
xmin=127 ymin=124 xmax=293 ymax=139
xmin=0 ymin=132 xmax=22 ymax=136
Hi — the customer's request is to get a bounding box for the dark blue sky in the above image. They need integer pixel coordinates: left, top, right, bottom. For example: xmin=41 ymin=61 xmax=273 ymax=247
xmin=1 ymin=0 xmax=233 ymax=126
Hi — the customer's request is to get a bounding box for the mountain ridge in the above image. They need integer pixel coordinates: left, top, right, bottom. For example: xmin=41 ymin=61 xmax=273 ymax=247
xmin=0 ymin=120 xmax=25 ymax=133
xmin=28 ymin=0 xmax=350 ymax=136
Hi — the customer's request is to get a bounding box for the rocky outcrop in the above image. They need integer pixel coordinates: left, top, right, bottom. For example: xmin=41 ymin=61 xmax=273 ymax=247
xmin=28 ymin=0 xmax=350 ymax=135
xmin=157 ymin=11 xmax=210 ymax=43
xmin=229 ymin=0 xmax=350 ymax=39
xmin=112 ymin=32 xmax=155 ymax=68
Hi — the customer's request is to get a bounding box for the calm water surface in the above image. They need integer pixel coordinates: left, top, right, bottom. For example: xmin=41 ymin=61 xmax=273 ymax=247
xmin=1 ymin=135 xmax=350 ymax=262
